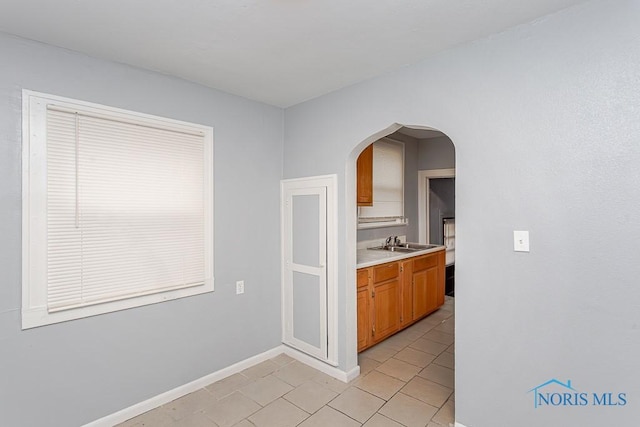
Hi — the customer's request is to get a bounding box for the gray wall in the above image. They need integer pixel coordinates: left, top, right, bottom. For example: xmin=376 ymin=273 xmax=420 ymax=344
xmin=418 ymin=136 xmax=456 ymax=170
xmin=429 ymin=178 xmax=455 ymax=245
xmin=283 ymin=1 xmax=640 ymax=426
xmin=0 ymin=34 xmax=284 ymax=426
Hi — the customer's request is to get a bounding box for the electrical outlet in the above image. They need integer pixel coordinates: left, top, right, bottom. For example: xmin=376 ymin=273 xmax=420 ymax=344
xmin=236 ymin=280 xmax=245 ymax=294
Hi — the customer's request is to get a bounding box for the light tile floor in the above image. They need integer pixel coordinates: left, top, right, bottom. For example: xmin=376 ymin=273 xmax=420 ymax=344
xmin=118 ymin=297 xmax=455 ymax=427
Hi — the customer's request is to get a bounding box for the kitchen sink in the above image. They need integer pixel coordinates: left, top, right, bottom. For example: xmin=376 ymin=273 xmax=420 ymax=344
xmin=368 ymin=243 xmax=440 ymax=252
xmin=397 ymin=243 xmax=440 ymax=250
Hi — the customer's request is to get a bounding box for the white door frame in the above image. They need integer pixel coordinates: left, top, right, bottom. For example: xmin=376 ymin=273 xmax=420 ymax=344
xmin=280 ymin=174 xmax=338 ymax=366
xmin=418 ymin=168 xmax=456 ymax=244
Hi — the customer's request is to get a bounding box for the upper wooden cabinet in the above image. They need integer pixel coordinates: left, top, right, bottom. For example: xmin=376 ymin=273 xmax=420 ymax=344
xmin=356 ymin=144 xmax=373 ymax=206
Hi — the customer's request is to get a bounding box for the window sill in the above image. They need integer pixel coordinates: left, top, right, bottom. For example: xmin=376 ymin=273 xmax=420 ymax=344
xmin=357 ymin=218 xmax=408 ymax=230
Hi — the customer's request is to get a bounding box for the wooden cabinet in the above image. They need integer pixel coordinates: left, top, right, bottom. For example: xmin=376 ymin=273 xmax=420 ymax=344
xmin=356 ymin=144 xmax=373 ymax=206
xmin=357 ymin=250 xmax=445 ymax=352
xmin=357 ymin=269 xmax=370 ymax=352
xmin=371 ymin=262 xmax=400 ymax=343
xmin=357 ymin=261 xmax=401 ymax=350
xmin=411 ymin=253 xmax=440 ymax=320
xmin=400 ymin=259 xmax=413 ymax=327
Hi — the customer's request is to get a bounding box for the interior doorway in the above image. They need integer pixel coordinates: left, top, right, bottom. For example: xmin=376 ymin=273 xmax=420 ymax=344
xmin=348 ymin=124 xmax=457 ymax=424
xmin=418 ymin=169 xmax=456 ymax=297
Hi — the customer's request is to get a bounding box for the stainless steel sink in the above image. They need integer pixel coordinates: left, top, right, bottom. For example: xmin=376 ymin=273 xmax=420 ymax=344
xmin=397 ymin=243 xmax=440 ymax=250
xmin=368 ymin=243 xmax=440 ymax=252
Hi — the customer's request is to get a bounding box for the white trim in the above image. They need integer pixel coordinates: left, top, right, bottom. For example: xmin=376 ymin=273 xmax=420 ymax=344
xmin=346 ymin=124 xmax=406 ymax=378
xmin=283 ymin=345 xmax=360 ymax=383
xmin=23 ymin=90 xmax=211 ymax=133
xmin=454 ymin=423 xmax=468 ymax=427
xmin=357 ymin=218 xmax=408 ymax=229
xmin=280 ymin=174 xmax=338 ymax=366
xmin=418 ymin=168 xmax=456 ymax=244
xmin=82 ymin=346 xmax=285 ymax=427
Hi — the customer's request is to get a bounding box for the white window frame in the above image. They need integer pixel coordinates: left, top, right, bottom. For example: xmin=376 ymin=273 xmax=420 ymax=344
xmin=21 ymin=90 xmax=214 ymax=329
xmin=358 ymin=138 xmax=406 ymax=229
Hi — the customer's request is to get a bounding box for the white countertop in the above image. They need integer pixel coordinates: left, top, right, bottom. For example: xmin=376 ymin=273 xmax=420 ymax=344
xmin=357 ymin=245 xmax=446 ymax=269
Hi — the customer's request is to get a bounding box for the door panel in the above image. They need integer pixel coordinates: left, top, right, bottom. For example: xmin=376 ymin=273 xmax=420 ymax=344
xmin=413 ymin=267 xmax=438 ymax=320
xmin=400 ymin=261 xmax=412 ymax=326
xmin=284 ymin=188 xmax=326 ymax=360
xmin=282 ymin=176 xmax=337 ymax=365
xmin=373 ymin=279 xmax=400 ymax=342
xmin=357 ymin=286 xmax=370 ymax=351
xmin=292 ymin=271 xmax=322 ymax=348
xmin=292 ymin=194 xmax=320 ymax=267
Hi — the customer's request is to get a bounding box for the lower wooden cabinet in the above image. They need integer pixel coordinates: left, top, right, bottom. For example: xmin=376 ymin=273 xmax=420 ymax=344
xmin=357 ymin=269 xmax=370 ymax=352
xmin=357 ymin=250 xmax=445 ymax=352
xmin=371 ymin=272 xmax=400 ymax=342
xmin=412 ymin=253 xmax=440 ymax=320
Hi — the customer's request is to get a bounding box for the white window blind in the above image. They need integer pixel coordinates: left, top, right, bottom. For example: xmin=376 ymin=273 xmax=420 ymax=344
xmin=22 ymin=91 xmax=214 ymax=328
xmin=359 ymin=139 xmax=405 ymax=220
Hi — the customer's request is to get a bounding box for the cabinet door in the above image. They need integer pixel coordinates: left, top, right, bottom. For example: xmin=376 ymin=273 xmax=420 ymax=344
xmin=400 ymin=260 xmax=412 ymax=326
xmin=412 ymin=266 xmax=439 ymax=320
xmin=357 ymin=286 xmax=370 ymax=352
xmin=372 ymin=278 xmax=400 ymax=342
xmin=356 ymin=144 xmax=373 ymax=206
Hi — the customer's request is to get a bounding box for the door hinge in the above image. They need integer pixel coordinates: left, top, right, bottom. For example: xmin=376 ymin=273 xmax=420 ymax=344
xmin=372 ymin=290 xmax=375 ymax=298
xmin=400 ymin=266 xmax=403 ymax=272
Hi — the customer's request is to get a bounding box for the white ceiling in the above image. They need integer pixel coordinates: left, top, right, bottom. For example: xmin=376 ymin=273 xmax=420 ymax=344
xmin=0 ymin=0 xmax=587 ymax=107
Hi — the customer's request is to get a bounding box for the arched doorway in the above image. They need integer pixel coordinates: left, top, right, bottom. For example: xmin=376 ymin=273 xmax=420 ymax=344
xmin=345 ymin=123 xmax=457 ymax=424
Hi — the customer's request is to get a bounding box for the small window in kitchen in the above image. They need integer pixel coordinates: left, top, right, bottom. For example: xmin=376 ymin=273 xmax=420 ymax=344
xmin=358 ymin=138 xmax=405 ymax=227
xmin=21 ymin=90 xmax=214 ymax=329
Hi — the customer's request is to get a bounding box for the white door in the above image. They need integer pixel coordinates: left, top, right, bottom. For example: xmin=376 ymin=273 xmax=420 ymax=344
xmin=281 ymin=175 xmax=337 ymax=365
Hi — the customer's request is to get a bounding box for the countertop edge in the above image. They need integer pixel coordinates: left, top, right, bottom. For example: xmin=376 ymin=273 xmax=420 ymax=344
xmin=357 ymin=246 xmax=446 ymax=269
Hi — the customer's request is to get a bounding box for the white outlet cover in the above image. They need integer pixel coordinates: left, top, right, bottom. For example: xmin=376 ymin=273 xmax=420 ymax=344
xmin=513 ymin=230 xmax=530 ymax=252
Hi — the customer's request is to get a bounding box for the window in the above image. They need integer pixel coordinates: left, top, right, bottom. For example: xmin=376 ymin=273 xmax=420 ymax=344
xmin=358 ymin=138 xmax=405 ymax=227
xmin=22 ymin=90 xmax=214 ymax=329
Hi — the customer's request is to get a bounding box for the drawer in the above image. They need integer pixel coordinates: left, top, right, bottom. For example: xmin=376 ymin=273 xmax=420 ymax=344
xmin=413 ymin=253 xmax=438 ymax=271
xmin=373 ymin=262 xmax=399 ymax=283
xmin=357 ymin=268 xmax=369 ymax=289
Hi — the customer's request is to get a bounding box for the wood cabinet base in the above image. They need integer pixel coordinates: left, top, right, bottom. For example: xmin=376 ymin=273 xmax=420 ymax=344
xmin=357 ymin=250 xmax=445 ymax=353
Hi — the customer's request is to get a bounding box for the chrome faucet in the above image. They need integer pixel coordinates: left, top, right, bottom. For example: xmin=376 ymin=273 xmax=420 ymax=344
xmin=385 ymin=236 xmax=401 ymax=247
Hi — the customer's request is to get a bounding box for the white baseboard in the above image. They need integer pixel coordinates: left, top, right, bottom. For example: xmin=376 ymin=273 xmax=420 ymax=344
xmin=455 ymin=423 xmax=468 ymax=427
xmin=84 ymin=344 xmax=360 ymax=427
xmin=282 ymin=345 xmax=360 ymax=383
xmin=83 ymin=345 xmax=285 ymax=427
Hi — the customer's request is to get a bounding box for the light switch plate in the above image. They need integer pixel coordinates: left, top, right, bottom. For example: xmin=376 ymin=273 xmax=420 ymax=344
xmin=514 ymin=230 xmax=530 ymax=252
xmin=236 ymin=280 xmax=245 ymax=294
